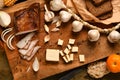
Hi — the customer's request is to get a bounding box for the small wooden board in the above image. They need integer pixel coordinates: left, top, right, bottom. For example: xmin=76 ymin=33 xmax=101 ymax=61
xmin=2 ymin=0 xmax=120 ymax=80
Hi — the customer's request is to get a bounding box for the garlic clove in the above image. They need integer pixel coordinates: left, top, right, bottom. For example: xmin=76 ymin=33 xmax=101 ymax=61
xmin=44 ymin=35 xmax=50 ymax=43
xmin=52 ymin=16 xmax=60 ymax=24
xmin=0 ymin=11 xmax=11 ymax=27
xmin=44 ymin=10 xmax=55 ymax=22
xmin=72 ymin=20 xmax=83 ymax=32
xmin=51 ymin=27 xmax=60 ymax=32
xmin=107 ymin=30 xmax=120 ymax=43
xmin=59 ymin=10 xmax=72 ymax=23
xmin=88 ymin=30 xmax=100 ymax=42
xmin=50 ymin=0 xmax=66 ymax=11
xmin=44 ymin=4 xmax=55 ymax=22
xmin=44 ymin=24 xmax=49 ymax=34
xmin=32 ymin=57 xmax=39 ymax=72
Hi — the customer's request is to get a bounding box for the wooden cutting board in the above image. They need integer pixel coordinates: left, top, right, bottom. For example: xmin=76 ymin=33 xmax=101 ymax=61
xmin=2 ymin=0 xmax=120 ymax=80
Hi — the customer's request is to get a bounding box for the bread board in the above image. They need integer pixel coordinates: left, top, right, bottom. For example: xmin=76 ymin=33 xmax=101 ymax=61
xmin=2 ymin=0 xmax=120 ymax=80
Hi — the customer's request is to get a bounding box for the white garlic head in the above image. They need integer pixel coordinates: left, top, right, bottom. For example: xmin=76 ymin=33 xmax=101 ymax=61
xmin=72 ymin=20 xmax=83 ymax=32
xmin=59 ymin=10 xmax=72 ymax=22
xmin=0 ymin=11 xmax=11 ymax=27
xmin=50 ymin=0 xmax=66 ymax=11
xmin=107 ymin=30 xmax=120 ymax=43
xmin=88 ymin=30 xmax=100 ymax=42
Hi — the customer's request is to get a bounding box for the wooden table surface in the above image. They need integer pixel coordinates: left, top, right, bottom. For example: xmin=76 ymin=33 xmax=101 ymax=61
xmin=1 ymin=0 xmax=120 ymax=80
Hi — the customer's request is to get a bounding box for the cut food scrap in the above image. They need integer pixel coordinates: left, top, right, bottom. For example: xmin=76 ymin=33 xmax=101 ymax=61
xmin=46 ymin=49 xmax=59 ymax=62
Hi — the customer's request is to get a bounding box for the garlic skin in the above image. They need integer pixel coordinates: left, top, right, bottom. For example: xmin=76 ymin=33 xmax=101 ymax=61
xmin=88 ymin=30 xmax=100 ymax=42
xmin=72 ymin=20 xmax=83 ymax=32
xmin=107 ymin=30 xmax=120 ymax=43
xmin=44 ymin=4 xmax=55 ymax=22
xmin=50 ymin=0 xmax=66 ymax=11
xmin=32 ymin=57 xmax=39 ymax=72
xmin=0 ymin=11 xmax=11 ymax=27
xmin=59 ymin=10 xmax=72 ymax=22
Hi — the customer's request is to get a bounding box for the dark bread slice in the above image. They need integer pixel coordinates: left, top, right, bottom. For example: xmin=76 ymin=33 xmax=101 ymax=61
xmin=98 ymin=11 xmax=113 ymax=20
xmin=92 ymin=0 xmax=108 ymax=6
xmin=14 ymin=3 xmax=40 ymax=35
xmin=85 ymin=0 xmax=113 ymax=17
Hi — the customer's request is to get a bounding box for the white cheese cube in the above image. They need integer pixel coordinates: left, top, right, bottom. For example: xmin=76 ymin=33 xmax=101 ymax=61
xmin=79 ymin=55 xmax=85 ymax=62
xmin=70 ymin=54 xmax=74 ymax=61
xmin=64 ymin=48 xmax=70 ymax=55
xmin=66 ymin=55 xmax=71 ymax=62
xmin=46 ymin=49 xmax=59 ymax=62
xmin=59 ymin=50 xmax=64 ymax=56
xmin=58 ymin=39 xmax=64 ymax=46
xmin=69 ymin=39 xmax=75 ymax=45
xmin=72 ymin=46 xmax=78 ymax=52
xmin=67 ymin=44 xmax=71 ymax=50
xmin=63 ymin=56 xmax=68 ymax=63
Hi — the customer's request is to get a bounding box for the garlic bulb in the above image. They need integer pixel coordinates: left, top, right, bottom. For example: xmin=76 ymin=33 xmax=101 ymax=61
xmin=107 ymin=30 xmax=120 ymax=43
xmin=44 ymin=4 xmax=55 ymax=22
xmin=0 ymin=11 xmax=11 ymax=27
xmin=59 ymin=10 xmax=72 ymax=22
xmin=32 ymin=57 xmax=39 ymax=72
xmin=88 ymin=30 xmax=100 ymax=42
xmin=50 ymin=0 xmax=66 ymax=11
xmin=72 ymin=20 xmax=83 ymax=32
xmin=0 ymin=0 xmax=4 ymax=9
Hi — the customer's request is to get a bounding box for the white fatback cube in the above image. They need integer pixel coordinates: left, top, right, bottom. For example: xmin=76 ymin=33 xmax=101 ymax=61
xmin=72 ymin=46 xmax=78 ymax=52
xmin=69 ymin=39 xmax=75 ymax=45
xmin=79 ymin=55 xmax=85 ymax=62
xmin=58 ymin=39 xmax=64 ymax=46
xmin=46 ymin=49 xmax=59 ymax=62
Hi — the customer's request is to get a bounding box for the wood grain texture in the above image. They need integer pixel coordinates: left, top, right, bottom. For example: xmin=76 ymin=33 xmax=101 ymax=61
xmin=2 ymin=0 xmax=120 ymax=80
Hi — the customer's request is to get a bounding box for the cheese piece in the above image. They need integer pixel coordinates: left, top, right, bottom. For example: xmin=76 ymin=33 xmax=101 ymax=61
xmin=63 ymin=56 xmax=68 ymax=63
xmin=70 ymin=54 xmax=74 ymax=61
xmin=66 ymin=55 xmax=71 ymax=62
xmin=79 ymin=55 xmax=85 ymax=62
xmin=72 ymin=46 xmax=78 ymax=52
xmin=58 ymin=39 xmax=64 ymax=46
xmin=69 ymin=39 xmax=75 ymax=45
xmin=64 ymin=48 xmax=70 ymax=55
xmin=59 ymin=50 xmax=64 ymax=56
xmin=46 ymin=49 xmax=59 ymax=62
xmin=67 ymin=44 xmax=71 ymax=50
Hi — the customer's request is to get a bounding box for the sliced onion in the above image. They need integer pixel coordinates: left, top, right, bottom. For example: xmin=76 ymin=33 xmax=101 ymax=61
xmin=1 ymin=28 xmax=13 ymax=42
xmin=6 ymin=34 xmax=15 ymax=50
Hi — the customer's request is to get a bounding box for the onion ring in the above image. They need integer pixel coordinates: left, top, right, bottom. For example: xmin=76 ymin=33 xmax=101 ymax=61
xmin=6 ymin=33 xmax=15 ymax=50
xmin=1 ymin=28 xmax=13 ymax=43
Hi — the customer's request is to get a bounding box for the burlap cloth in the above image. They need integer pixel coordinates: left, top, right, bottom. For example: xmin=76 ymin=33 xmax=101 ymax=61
xmin=66 ymin=0 xmax=120 ymax=25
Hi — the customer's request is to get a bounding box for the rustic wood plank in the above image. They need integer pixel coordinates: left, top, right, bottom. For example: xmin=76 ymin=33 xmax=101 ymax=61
xmin=2 ymin=0 xmax=120 ymax=80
